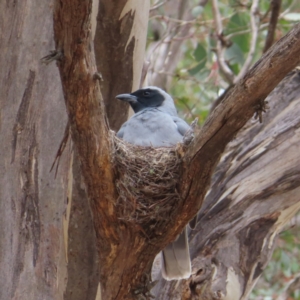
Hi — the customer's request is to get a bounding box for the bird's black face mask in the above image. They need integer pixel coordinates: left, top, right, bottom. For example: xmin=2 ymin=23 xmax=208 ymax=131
xmin=116 ymin=88 xmax=165 ymax=113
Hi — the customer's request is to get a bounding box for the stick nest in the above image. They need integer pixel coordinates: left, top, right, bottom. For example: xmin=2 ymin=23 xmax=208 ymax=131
xmin=113 ymin=136 xmax=182 ymax=235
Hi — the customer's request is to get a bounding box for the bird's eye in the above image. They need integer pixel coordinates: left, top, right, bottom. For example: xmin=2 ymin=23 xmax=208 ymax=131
xmin=143 ymin=91 xmax=151 ymax=96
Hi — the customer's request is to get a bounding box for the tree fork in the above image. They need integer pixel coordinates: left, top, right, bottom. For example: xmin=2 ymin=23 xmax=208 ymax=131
xmin=156 ymin=71 xmax=300 ymax=299
xmin=52 ymin=0 xmax=300 ymax=297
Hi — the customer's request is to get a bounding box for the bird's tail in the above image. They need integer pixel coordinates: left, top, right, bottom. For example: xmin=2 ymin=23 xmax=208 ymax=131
xmin=161 ymin=226 xmax=191 ymax=280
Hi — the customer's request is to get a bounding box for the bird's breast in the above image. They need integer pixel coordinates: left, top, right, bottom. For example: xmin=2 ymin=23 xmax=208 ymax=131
xmin=121 ymin=110 xmax=184 ymax=147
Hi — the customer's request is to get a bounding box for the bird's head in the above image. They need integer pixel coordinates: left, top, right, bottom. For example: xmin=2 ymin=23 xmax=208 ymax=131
xmin=116 ymin=86 xmax=177 ymax=116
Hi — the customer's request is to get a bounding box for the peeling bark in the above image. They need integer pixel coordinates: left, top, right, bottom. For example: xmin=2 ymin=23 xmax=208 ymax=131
xmin=0 ymin=1 xmax=101 ymax=300
xmin=3 ymin=0 xmax=300 ymax=299
xmin=0 ymin=2 xmax=69 ymax=299
xmin=180 ymin=23 xmax=300 ymax=222
xmin=53 ymin=1 xmax=158 ymax=299
xmin=94 ymin=0 xmax=150 ymax=130
xmin=154 ymin=71 xmax=300 ymax=299
xmin=64 ymin=149 xmax=99 ymax=300
xmin=54 ymin=1 xmax=300 ymax=299
xmin=52 ymin=0 xmax=300 ymax=296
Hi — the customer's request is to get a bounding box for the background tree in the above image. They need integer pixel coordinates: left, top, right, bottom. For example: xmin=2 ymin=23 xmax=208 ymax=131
xmin=1 ymin=1 xmax=300 ymax=300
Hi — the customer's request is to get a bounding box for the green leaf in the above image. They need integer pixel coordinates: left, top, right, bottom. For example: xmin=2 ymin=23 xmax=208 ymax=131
xmin=280 ymin=250 xmax=291 ymax=269
xmin=188 ymin=61 xmax=206 ymax=75
xmin=193 ymin=43 xmax=207 ymax=62
xmin=225 ymin=43 xmax=244 ymax=66
xmin=189 ymin=44 xmax=207 ymax=75
xmin=291 ymin=259 xmax=300 ymax=272
xmin=225 ymin=12 xmax=250 ymax=53
xmin=226 ymin=12 xmax=249 ymax=32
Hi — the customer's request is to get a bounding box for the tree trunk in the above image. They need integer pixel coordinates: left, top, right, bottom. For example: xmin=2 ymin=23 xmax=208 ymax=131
xmin=53 ymin=0 xmax=300 ymax=296
xmin=94 ymin=0 xmax=150 ymax=130
xmin=0 ymin=2 xmax=100 ymax=300
xmin=2 ymin=1 xmax=300 ymax=299
xmin=0 ymin=2 xmax=69 ymax=299
xmin=153 ymin=71 xmax=300 ymax=299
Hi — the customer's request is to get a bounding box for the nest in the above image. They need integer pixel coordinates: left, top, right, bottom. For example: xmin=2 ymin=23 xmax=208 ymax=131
xmin=113 ymin=136 xmax=182 ymax=236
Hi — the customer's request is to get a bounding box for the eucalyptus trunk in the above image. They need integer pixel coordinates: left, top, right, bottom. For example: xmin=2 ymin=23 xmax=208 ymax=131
xmin=2 ymin=1 xmax=300 ymax=300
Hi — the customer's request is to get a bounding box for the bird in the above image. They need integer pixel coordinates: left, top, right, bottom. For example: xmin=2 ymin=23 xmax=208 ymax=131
xmin=116 ymin=86 xmax=191 ymax=280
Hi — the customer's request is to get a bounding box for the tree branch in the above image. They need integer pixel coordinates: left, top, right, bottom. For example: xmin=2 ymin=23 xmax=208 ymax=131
xmin=154 ymin=69 xmax=300 ymax=300
xmin=212 ymin=0 xmax=235 ymax=84
xmin=52 ymin=0 xmax=122 ymax=298
xmin=235 ymin=0 xmax=260 ymax=83
xmin=52 ymin=0 xmax=300 ymax=296
xmin=147 ymin=0 xmax=194 ymax=89
xmin=53 ymin=0 xmax=114 ymax=202
xmin=263 ymin=0 xmax=282 ymax=53
xmin=53 ymin=1 xmax=162 ymax=299
xmin=276 ymin=272 xmax=300 ymax=300
xmin=177 ymin=22 xmax=300 ymax=235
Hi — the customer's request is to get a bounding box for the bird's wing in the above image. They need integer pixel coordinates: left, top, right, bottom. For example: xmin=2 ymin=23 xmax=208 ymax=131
xmin=161 ymin=226 xmax=191 ymax=280
xmin=172 ymin=116 xmax=191 ymax=136
xmin=116 ymin=122 xmax=127 ymax=138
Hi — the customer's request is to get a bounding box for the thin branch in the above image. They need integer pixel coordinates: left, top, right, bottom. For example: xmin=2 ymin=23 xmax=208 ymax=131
xmin=279 ymin=0 xmax=297 ymax=18
xmin=150 ymin=0 xmax=169 ymax=12
xmin=179 ymin=22 xmax=300 ymax=229
xmin=149 ymin=14 xmax=198 ymax=24
xmin=235 ymin=0 xmax=260 ymax=83
xmin=211 ymin=0 xmax=235 ymax=84
xmin=263 ymin=0 xmax=282 ymax=53
xmin=52 ymin=1 xmax=300 ymax=296
xmin=147 ymin=0 xmax=197 ymax=88
xmin=149 ymin=14 xmax=234 ymax=26
xmin=276 ymin=272 xmax=300 ymax=300
xmin=161 ymin=32 xmax=196 ymax=42
xmin=53 ymin=1 xmax=119 ymax=295
xmin=226 ymin=23 xmax=268 ymax=40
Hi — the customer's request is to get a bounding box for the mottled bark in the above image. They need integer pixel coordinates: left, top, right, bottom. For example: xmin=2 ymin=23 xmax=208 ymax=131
xmin=0 ymin=2 xmax=69 ymax=299
xmin=0 ymin=1 xmax=99 ymax=300
xmin=180 ymin=23 xmax=300 ymax=213
xmin=94 ymin=0 xmax=150 ymax=130
xmin=3 ymin=0 xmax=300 ymax=299
xmin=53 ymin=1 xmax=156 ymax=299
xmin=63 ymin=149 xmax=99 ymax=300
xmin=153 ymin=70 xmax=300 ymax=300
xmin=52 ymin=0 xmax=300 ymax=296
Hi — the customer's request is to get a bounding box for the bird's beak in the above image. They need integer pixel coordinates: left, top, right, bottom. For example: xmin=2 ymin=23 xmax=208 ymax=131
xmin=116 ymin=93 xmax=138 ymax=104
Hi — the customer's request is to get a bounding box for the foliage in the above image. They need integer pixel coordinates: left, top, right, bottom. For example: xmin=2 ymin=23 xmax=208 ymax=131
xmin=148 ymin=0 xmax=300 ymax=124
xmin=251 ymin=218 xmax=300 ymax=300
xmin=148 ymin=0 xmax=300 ymax=298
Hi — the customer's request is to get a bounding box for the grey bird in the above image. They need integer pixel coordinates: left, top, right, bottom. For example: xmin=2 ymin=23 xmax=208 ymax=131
xmin=116 ymin=86 xmax=191 ymax=280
